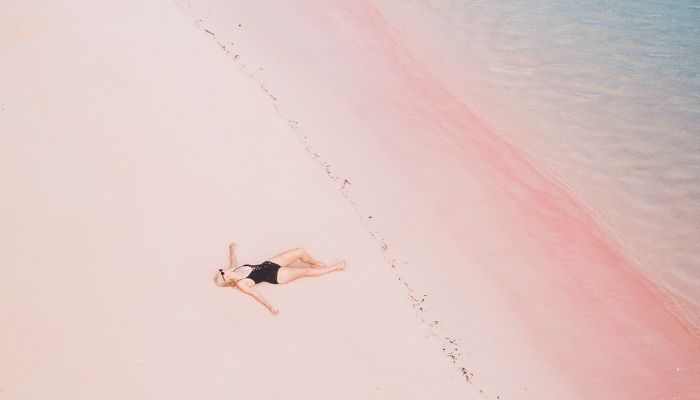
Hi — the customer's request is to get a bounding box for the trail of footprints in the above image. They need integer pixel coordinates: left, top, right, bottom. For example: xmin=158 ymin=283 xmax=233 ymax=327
xmin=173 ymin=2 xmax=502 ymax=397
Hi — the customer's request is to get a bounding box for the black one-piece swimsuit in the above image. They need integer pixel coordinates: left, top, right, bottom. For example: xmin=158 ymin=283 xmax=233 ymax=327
xmin=234 ymin=261 xmax=281 ymax=284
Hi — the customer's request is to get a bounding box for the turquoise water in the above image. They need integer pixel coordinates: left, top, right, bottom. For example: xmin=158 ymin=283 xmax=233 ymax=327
xmin=375 ymin=0 xmax=700 ymax=326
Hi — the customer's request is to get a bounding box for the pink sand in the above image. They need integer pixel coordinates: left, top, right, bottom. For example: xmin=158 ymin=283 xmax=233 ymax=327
xmin=1 ymin=0 xmax=698 ymax=399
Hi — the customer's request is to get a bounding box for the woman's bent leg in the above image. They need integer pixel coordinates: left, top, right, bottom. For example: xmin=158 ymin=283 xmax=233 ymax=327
xmin=276 ymin=261 xmax=345 ymax=284
xmin=268 ymin=248 xmax=305 ymax=268
xmin=268 ymin=247 xmax=324 ymax=268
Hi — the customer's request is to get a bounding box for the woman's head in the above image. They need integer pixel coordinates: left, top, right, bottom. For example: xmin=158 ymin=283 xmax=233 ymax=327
xmin=213 ymin=268 xmax=236 ymax=287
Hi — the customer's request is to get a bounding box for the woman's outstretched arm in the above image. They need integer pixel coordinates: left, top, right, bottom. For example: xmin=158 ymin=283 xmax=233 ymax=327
xmin=228 ymin=242 xmax=238 ymax=268
xmin=236 ymin=285 xmax=279 ymax=316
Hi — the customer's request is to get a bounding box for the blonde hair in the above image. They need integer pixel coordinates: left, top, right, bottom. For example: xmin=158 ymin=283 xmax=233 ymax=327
xmin=213 ymin=269 xmax=236 ymax=288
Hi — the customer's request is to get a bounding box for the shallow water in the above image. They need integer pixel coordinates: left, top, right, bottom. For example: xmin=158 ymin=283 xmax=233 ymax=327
xmin=373 ymin=0 xmax=700 ymax=327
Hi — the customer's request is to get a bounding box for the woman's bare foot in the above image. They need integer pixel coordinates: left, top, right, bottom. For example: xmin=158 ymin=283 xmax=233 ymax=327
xmin=333 ymin=260 xmax=346 ymax=271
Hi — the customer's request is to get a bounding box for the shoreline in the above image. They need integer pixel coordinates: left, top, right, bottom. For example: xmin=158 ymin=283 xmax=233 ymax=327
xmin=370 ymin=0 xmax=700 ymax=332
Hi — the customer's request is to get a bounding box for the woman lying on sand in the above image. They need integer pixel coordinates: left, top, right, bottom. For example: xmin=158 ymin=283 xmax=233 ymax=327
xmin=214 ymin=243 xmax=346 ymax=315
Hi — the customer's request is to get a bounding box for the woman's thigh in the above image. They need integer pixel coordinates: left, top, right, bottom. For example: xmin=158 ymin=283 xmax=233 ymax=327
xmin=268 ymin=248 xmax=303 ymax=267
xmin=276 ymin=266 xmax=308 ymax=284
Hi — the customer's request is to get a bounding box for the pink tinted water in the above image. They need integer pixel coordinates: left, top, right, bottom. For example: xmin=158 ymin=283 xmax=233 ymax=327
xmin=372 ymin=0 xmax=700 ymax=330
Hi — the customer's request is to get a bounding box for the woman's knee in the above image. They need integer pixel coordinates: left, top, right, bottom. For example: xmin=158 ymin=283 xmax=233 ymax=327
xmin=291 ymin=247 xmax=309 ymax=259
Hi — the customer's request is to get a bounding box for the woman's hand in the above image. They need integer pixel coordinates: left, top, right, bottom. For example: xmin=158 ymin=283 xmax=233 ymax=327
xmin=237 ymin=284 xmax=278 ymax=315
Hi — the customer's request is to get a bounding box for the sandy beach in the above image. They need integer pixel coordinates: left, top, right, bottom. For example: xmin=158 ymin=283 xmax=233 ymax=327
xmin=2 ymin=1 xmax=698 ymax=399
